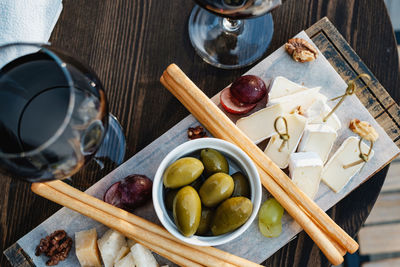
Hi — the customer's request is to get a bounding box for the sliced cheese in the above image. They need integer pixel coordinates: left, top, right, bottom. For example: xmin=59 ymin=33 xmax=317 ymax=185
xmin=114 ymin=246 xmax=130 ymax=264
xmin=130 ymin=243 xmax=159 ymax=267
xmin=115 ymin=252 xmax=135 ymax=267
xmin=289 ymin=152 xmax=323 ymax=199
xmin=310 ymin=102 xmax=341 ymax=131
xmin=268 ymin=86 xmax=321 ymax=114
xmin=97 ymin=229 xmax=127 ymax=267
xmin=236 ymin=103 xmax=284 ymax=143
xmin=75 ymin=228 xmax=102 ymax=267
xmin=264 ymin=113 xmax=307 ymax=168
xmin=298 ymin=124 xmax=337 ymax=164
xmin=321 ymin=136 xmax=374 ymax=192
xmin=268 ymin=76 xmax=308 ymax=99
xmin=304 ymin=93 xmax=328 ymax=121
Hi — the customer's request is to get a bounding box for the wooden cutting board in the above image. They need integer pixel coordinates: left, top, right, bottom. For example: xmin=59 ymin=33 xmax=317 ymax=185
xmin=4 ymin=17 xmax=400 ymax=267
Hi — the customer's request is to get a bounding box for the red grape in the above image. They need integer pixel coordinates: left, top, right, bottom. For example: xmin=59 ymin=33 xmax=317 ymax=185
xmin=230 ymin=75 xmax=267 ymax=104
xmin=103 ymin=181 xmax=122 ymax=208
xmin=104 ymin=174 xmax=152 ymax=211
xmin=220 ymin=87 xmax=256 ymax=115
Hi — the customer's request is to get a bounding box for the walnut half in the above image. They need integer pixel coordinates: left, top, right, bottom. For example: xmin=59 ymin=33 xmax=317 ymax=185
xmin=187 ymin=126 xmax=207 ymax=140
xmin=349 ymin=119 xmax=379 ymax=142
xmin=35 ymin=230 xmax=73 ymax=266
xmin=285 ymin=38 xmax=318 ymax=63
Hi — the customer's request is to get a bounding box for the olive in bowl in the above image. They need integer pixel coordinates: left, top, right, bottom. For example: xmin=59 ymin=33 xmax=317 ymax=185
xmin=152 ymin=138 xmax=261 ymax=246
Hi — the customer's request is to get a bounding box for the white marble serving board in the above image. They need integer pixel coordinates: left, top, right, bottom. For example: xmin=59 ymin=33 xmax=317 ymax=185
xmin=16 ymin=31 xmax=400 ymax=266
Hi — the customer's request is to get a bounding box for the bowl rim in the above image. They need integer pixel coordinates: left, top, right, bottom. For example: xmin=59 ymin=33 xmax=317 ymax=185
xmin=152 ymin=137 xmax=262 ymax=246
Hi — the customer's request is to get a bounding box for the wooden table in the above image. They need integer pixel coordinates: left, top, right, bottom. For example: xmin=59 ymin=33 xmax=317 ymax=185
xmin=1 ymin=0 xmax=399 ymax=266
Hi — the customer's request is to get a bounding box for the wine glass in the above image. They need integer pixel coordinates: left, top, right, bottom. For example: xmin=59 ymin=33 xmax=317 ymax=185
xmin=189 ymin=0 xmax=281 ymax=69
xmin=0 ymin=43 xmax=126 ymax=182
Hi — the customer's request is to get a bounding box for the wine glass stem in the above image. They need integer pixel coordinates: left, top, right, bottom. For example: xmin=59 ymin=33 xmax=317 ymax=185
xmin=221 ymin=18 xmax=243 ymax=32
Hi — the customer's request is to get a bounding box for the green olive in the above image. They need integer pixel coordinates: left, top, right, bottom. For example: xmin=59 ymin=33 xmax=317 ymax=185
xmin=231 ymin=172 xmax=250 ymax=198
xmin=200 ymin=148 xmax=229 ymax=175
xmin=199 ymin=173 xmax=234 ymax=207
xmin=211 ymin=197 xmax=253 ymax=236
xmin=164 ymin=189 xmax=178 ymax=211
xmin=195 ymin=207 xmax=213 ymax=235
xmin=163 ymin=157 xmax=204 ymax=188
xmin=173 ymin=186 xmax=201 ymax=237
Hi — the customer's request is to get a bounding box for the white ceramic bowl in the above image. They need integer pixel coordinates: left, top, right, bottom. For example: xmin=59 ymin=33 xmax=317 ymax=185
xmin=153 ymin=138 xmax=262 ymax=246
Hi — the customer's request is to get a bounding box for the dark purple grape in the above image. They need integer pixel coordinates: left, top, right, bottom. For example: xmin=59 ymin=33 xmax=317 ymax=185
xmin=120 ymin=175 xmax=152 ymax=209
xmin=230 ymin=75 xmax=268 ymax=104
xmin=103 ymin=181 xmax=123 ymax=208
xmin=104 ymin=174 xmax=153 ymax=211
xmin=220 ymin=87 xmax=256 ymax=115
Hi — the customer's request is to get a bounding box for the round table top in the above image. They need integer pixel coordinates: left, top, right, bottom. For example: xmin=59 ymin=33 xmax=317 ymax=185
xmin=1 ymin=0 xmax=399 ymax=266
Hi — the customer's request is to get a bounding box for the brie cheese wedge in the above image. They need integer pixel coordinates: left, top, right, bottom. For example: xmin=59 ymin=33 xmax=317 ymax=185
xmin=310 ymin=102 xmax=342 ymax=131
xmin=304 ymin=93 xmax=328 ymax=121
xmin=321 ymin=136 xmax=374 ymax=192
xmin=236 ymin=103 xmax=284 ymax=144
xmin=264 ymin=113 xmax=307 ymax=168
xmin=97 ymin=229 xmax=127 ymax=267
xmin=130 ymin=243 xmax=159 ymax=267
xmin=268 ymin=86 xmax=321 ymax=114
xmin=268 ymin=76 xmax=308 ymax=100
xmin=298 ymin=124 xmax=337 ymax=164
xmin=289 ymin=152 xmax=323 ymax=199
xmin=115 ymin=253 xmax=135 ymax=267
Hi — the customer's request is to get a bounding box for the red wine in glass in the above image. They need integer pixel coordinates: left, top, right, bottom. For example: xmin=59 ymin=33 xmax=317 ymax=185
xmin=0 ymin=44 xmax=126 ymax=182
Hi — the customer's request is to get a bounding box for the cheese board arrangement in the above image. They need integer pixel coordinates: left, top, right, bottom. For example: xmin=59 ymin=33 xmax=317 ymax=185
xmin=5 ymin=17 xmax=400 ymax=267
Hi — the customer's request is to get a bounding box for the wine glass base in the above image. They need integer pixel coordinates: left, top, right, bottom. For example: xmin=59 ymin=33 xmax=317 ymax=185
xmin=54 ymin=115 xmax=125 ymax=183
xmin=188 ymin=5 xmax=274 ymax=69
xmin=95 ymin=114 xmax=126 ymax=166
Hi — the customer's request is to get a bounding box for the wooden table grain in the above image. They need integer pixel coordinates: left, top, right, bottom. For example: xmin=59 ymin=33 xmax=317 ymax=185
xmin=1 ymin=0 xmax=399 ymax=266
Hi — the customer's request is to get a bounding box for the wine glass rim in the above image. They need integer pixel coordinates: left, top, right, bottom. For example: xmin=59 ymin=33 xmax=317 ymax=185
xmin=0 ymin=42 xmax=76 ymax=159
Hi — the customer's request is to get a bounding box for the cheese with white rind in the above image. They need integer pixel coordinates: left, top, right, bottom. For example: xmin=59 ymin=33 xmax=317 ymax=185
xmin=321 ymin=136 xmax=374 ymax=192
xmin=268 ymin=76 xmax=308 ymax=99
xmin=298 ymin=124 xmax=337 ymax=164
xmin=310 ymin=102 xmax=342 ymax=131
xmin=97 ymin=229 xmax=127 ymax=267
xmin=268 ymin=86 xmax=321 ymax=114
xmin=289 ymin=152 xmax=323 ymax=199
xmin=130 ymin=243 xmax=159 ymax=267
xmin=114 ymin=246 xmax=130 ymax=264
xmin=264 ymin=113 xmax=307 ymax=168
xmin=236 ymin=103 xmax=284 ymax=144
xmin=75 ymin=228 xmax=102 ymax=267
xmin=115 ymin=252 xmax=135 ymax=267
xmin=304 ymin=93 xmax=328 ymax=121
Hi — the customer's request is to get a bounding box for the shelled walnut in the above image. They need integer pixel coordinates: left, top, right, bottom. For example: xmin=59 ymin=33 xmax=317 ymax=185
xmin=187 ymin=126 xmax=207 ymax=140
xmin=285 ymin=38 xmax=318 ymax=62
xmin=349 ymin=119 xmax=379 ymax=142
xmin=35 ymin=230 xmax=73 ymax=266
